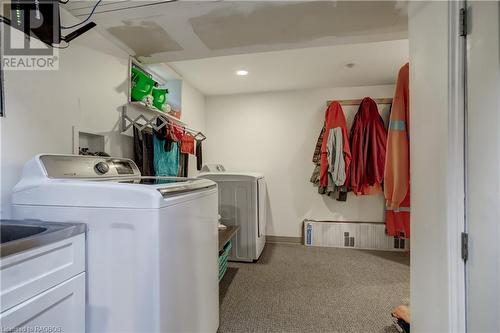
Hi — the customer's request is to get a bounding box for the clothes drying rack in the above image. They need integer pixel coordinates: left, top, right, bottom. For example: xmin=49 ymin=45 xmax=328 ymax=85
xmin=327 ymin=97 xmax=393 ymax=106
xmin=121 ymin=102 xmax=206 ymax=141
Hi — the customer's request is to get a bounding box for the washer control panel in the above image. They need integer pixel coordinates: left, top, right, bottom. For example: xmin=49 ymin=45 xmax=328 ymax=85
xmin=39 ymin=155 xmax=141 ymax=178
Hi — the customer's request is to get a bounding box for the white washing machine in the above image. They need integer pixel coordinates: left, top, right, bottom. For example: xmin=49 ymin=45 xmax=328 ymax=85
xmin=11 ymin=154 xmax=219 ymax=333
xmin=198 ymin=169 xmax=266 ymax=262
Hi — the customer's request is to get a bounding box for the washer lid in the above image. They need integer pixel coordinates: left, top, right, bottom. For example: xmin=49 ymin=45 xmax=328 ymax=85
xmin=12 ymin=155 xmax=217 ymax=208
xmin=37 ymin=155 xmax=216 ymax=195
xmin=91 ymin=177 xmax=216 ymax=197
xmin=198 ymin=171 xmax=264 ymax=180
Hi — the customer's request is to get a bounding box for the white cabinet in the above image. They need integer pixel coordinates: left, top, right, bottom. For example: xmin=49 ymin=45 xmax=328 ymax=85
xmin=0 ymin=273 xmax=86 ymax=333
xmin=1 ymin=234 xmax=86 ymax=333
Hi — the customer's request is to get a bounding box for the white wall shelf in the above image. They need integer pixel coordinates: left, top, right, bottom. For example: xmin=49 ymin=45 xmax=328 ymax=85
xmin=128 ymin=58 xmax=183 ymax=111
xmin=124 ymin=58 xmax=205 ymax=140
xmin=72 ymin=126 xmax=110 ymax=155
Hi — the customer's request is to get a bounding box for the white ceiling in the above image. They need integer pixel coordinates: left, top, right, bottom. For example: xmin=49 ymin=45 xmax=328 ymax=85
xmin=63 ymin=1 xmax=409 ymax=95
xmin=63 ymin=0 xmax=408 ymax=63
xmin=168 ymin=39 xmax=409 ymax=95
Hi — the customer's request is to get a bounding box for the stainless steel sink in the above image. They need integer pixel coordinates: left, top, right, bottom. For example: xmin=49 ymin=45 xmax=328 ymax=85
xmin=0 ymin=220 xmax=86 ymax=257
xmin=1 ymin=224 xmax=48 ymax=244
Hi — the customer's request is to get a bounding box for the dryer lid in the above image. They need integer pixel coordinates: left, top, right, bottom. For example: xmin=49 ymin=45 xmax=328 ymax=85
xmin=198 ymin=171 xmax=264 ymax=180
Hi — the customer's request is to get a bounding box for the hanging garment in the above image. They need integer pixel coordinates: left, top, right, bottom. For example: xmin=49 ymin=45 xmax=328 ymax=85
xmin=179 ymin=132 xmax=193 ymax=177
xmin=349 ymin=97 xmax=388 ymax=195
xmin=196 ymin=140 xmax=203 ymax=171
xmin=327 ymin=127 xmax=346 ymax=186
xmin=133 ymin=127 xmax=155 ymax=177
xmin=384 ymin=63 xmax=410 ymax=238
xmin=153 ymin=134 xmax=180 ymax=177
xmin=158 ymin=120 xmax=184 ymax=152
xmin=133 ymin=127 xmax=144 ymax=174
xmin=312 ymin=127 xmax=325 ymax=165
xmin=167 ymin=121 xmax=184 ymax=142
xmin=310 ymin=165 xmax=321 ymax=186
xmin=155 ymin=119 xmax=174 ymax=152
xmin=142 ymin=128 xmax=155 ymax=177
xmin=178 ymin=153 xmax=189 ymax=177
xmin=319 ymin=101 xmax=351 ymax=197
xmin=386 ymin=194 xmax=410 ymax=238
xmin=310 ymin=127 xmax=325 ymax=187
xmin=180 ymin=133 xmax=195 ymax=155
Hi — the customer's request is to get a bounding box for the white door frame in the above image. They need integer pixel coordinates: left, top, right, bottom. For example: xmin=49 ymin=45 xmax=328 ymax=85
xmin=461 ymin=1 xmax=500 ymax=331
xmin=446 ymin=0 xmax=467 ymax=331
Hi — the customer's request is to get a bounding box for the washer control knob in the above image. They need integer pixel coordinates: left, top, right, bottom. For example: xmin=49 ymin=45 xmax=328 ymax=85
xmin=94 ymin=162 xmax=110 ymax=175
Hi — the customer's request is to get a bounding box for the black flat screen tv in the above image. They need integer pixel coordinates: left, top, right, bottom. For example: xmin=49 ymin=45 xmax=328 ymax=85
xmin=9 ymin=0 xmax=61 ymax=46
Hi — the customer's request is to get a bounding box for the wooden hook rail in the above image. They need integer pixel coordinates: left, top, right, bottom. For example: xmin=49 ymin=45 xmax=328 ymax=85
xmin=327 ymin=98 xmax=393 ymax=106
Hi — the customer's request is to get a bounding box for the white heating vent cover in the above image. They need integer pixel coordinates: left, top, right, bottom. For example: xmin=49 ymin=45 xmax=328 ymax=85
xmin=304 ymin=220 xmax=409 ymax=251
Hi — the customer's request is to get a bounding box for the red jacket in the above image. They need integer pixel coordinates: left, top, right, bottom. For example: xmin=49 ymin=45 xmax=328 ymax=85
xmin=349 ymin=97 xmax=387 ymax=195
xmin=320 ymin=102 xmax=351 ymax=188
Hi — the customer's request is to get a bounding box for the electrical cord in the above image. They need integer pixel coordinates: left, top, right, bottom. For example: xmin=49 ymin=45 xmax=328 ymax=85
xmin=61 ymin=0 xmax=101 ymax=30
xmin=0 ymin=15 xmax=11 ymax=25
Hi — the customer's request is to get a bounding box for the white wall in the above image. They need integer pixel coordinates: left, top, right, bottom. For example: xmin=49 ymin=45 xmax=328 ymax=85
xmin=205 ymin=84 xmax=396 ymax=237
xmin=181 ymin=81 xmax=206 ymax=176
xmin=0 ymin=10 xmax=207 ymax=218
xmin=0 ymin=12 xmax=131 ymax=218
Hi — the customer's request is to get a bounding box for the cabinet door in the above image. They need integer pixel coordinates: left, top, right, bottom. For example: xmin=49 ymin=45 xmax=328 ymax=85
xmin=1 ymin=234 xmax=85 ymax=312
xmin=0 ymin=273 xmax=86 ymax=333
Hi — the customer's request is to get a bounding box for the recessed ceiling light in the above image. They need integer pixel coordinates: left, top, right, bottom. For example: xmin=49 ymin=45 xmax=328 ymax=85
xmin=236 ymin=70 xmax=249 ymax=76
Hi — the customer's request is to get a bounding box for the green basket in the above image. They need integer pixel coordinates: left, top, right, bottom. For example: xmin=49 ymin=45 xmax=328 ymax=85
xmin=219 ymin=240 xmax=232 ymax=282
xmin=131 ymin=67 xmax=155 ymax=102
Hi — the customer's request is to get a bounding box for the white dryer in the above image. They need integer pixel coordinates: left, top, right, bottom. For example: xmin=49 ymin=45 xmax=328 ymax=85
xmin=11 ymin=154 xmax=219 ymax=333
xmin=198 ymin=170 xmax=266 ymax=262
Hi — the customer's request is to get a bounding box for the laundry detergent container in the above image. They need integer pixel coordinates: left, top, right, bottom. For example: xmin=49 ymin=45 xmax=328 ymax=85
xmin=131 ymin=67 xmax=155 ymax=102
xmin=198 ymin=170 xmax=267 ymax=262
xmin=152 ymin=88 xmax=168 ymax=111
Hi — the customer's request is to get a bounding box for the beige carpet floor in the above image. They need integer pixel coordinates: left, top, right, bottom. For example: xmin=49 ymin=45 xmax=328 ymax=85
xmin=219 ymin=243 xmax=410 ymax=333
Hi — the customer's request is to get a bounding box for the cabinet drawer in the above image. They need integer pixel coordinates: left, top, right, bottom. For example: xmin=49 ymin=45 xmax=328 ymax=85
xmin=1 ymin=233 xmax=85 ymax=312
xmin=0 ymin=273 xmax=86 ymax=333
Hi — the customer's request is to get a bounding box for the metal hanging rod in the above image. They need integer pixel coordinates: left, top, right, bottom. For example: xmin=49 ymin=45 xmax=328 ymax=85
xmin=327 ymin=98 xmax=393 ymax=106
xmin=121 ymin=103 xmax=206 ymax=141
xmin=168 ymin=120 xmax=207 ymax=141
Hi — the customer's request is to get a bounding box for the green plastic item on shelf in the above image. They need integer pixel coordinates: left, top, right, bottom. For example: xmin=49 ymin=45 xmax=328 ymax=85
xmin=218 ymin=240 xmax=232 ymax=282
xmin=131 ymin=67 xmax=155 ymax=102
xmin=152 ymin=88 xmax=169 ymax=111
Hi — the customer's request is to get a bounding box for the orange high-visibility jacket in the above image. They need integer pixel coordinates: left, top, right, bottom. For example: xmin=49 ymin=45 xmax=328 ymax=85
xmin=384 ymin=63 xmax=410 ymax=209
xmin=384 ymin=63 xmax=410 ymax=238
